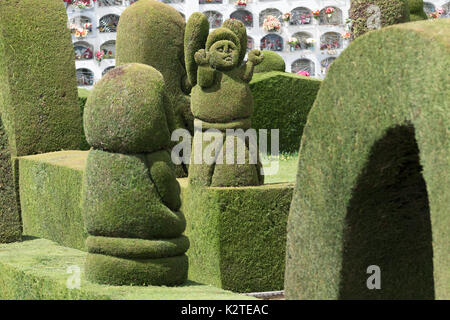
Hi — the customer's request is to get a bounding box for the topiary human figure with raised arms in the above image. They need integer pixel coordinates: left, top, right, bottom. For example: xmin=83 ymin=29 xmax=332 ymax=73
xmin=185 ymin=15 xmax=265 ymax=187
xmin=82 ymin=63 xmax=188 ymax=286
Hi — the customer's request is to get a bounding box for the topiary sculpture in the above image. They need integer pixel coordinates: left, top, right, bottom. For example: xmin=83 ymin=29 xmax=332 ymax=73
xmin=82 ymin=63 xmax=188 ymax=286
xmin=349 ymin=0 xmax=410 ymax=39
xmin=185 ymin=15 xmax=265 ymax=187
xmin=408 ymin=0 xmax=428 ymax=21
xmin=253 ymin=51 xmax=286 ymax=73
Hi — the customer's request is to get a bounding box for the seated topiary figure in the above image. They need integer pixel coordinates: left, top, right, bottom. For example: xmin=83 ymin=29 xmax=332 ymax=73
xmin=185 ymin=15 xmax=265 ymax=187
xmin=82 ymin=63 xmax=188 ymax=286
xmin=408 ymin=0 xmax=428 ymax=21
xmin=350 ymin=0 xmax=410 ymax=38
xmin=253 ymin=51 xmax=286 ymax=73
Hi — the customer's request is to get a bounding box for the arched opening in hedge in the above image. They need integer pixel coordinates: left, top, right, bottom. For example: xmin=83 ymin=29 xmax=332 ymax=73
xmin=97 ymin=0 xmax=123 ymax=6
xmin=259 ymin=8 xmax=282 ymax=27
xmin=320 ymin=32 xmax=342 ymax=50
xmin=291 ymin=32 xmax=314 ymax=51
xmin=260 ymin=34 xmax=283 ymax=51
xmin=100 ymin=40 xmax=116 ymax=59
xmin=290 ymin=7 xmax=312 ymax=25
xmin=203 ymin=11 xmax=223 ymax=28
xmin=319 ymin=6 xmax=343 ymax=25
xmin=99 ymin=14 xmax=120 ymax=33
xmin=291 ymin=59 xmax=315 ymax=76
xmin=76 ymin=68 xmax=94 ymax=86
xmin=74 ymin=41 xmax=93 ymax=60
xmin=339 ymin=124 xmax=434 ymax=299
xmin=102 ymin=66 xmax=115 ymax=77
xmin=230 ymin=10 xmax=253 ymax=27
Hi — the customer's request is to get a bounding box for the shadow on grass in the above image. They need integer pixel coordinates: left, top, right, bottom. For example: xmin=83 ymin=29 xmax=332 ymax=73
xmin=339 ymin=124 xmax=434 ymax=299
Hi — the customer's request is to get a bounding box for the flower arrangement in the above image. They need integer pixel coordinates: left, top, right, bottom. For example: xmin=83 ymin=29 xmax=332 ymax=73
xmin=341 ymin=32 xmax=351 ymax=40
xmin=64 ymin=0 xmax=96 ymax=9
xmin=325 ymin=7 xmax=336 ymax=18
xmin=321 ymin=41 xmax=340 ymax=50
xmin=299 ymin=14 xmax=311 ymax=24
xmin=429 ymin=9 xmax=444 ymax=19
xmin=288 ymin=37 xmax=298 ymax=46
xmin=312 ymin=10 xmax=320 ymax=20
xmin=306 ymin=38 xmax=315 ymax=48
xmin=263 ymin=15 xmax=281 ymax=32
xmin=235 ymin=0 xmax=247 ymax=7
xmin=104 ymin=50 xmax=114 ymax=59
xmin=243 ymin=14 xmax=253 ymax=25
xmin=84 ymin=23 xmax=93 ymax=32
xmin=282 ymin=13 xmax=291 ymax=22
xmin=74 ymin=28 xmax=88 ymax=38
xmin=95 ymin=50 xmax=105 ymax=62
xmin=297 ymin=70 xmax=310 ymax=77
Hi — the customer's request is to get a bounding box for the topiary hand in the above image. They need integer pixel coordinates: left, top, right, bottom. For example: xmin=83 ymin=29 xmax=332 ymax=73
xmin=194 ymin=49 xmax=210 ymax=66
xmin=248 ymin=49 xmax=264 ymax=66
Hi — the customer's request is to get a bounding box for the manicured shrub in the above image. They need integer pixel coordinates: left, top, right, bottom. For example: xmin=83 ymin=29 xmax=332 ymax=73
xmin=84 ymin=64 xmax=171 ymax=154
xmin=186 ymin=17 xmax=264 ymax=187
xmin=116 ymin=0 xmax=193 ymax=134
xmin=83 ymin=63 xmax=188 ymax=286
xmin=408 ymin=0 xmax=428 ymax=21
xmin=349 ymin=0 xmax=410 ymax=38
xmin=0 ymin=0 xmax=83 ymax=157
xmin=249 ymin=72 xmax=322 ymax=153
xmin=19 ymin=151 xmax=88 ymax=251
xmin=182 ymin=182 xmax=293 ymax=292
xmin=253 ymin=51 xmax=286 ymax=73
xmin=285 ymin=20 xmax=449 ymax=299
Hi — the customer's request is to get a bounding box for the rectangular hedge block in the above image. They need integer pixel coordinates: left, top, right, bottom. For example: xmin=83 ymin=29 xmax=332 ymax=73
xmin=19 ymin=151 xmax=89 ymax=251
xmin=181 ymin=180 xmax=294 ymax=293
xmin=250 ymin=72 xmax=321 ymax=153
xmin=0 ymin=237 xmax=251 ymax=300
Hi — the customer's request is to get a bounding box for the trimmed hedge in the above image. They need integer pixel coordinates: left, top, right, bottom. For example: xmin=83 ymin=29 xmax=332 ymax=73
xmin=116 ymin=0 xmax=193 ymax=134
xmin=408 ymin=0 xmax=428 ymax=21
xmin=182 ymin=181 xmax=293 ymax=292
xmin=19 ymin=151 xmax=88 ymax=251
xmin=0 ymin=117 xmax=21 ymax=243
xmin=253 ymin=51 xmax=286 ymax=73
xmin=285 ymin=20 xmax=449 ymax=299
xmin=0 ymin=0 xmax=82 ymax=157
xmin=249 ymin=72 xmax=322 ymax=153
xmin=0 ymin=238 xmax=253 ymax=300
xmin=349 ymin=0 xmax=410 ymax=38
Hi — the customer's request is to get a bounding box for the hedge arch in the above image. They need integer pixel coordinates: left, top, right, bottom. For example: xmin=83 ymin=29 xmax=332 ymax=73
xmin=285 ymin=20 xmax=449 ymax=299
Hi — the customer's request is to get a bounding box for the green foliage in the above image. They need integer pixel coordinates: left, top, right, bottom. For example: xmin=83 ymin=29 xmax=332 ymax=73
xmin=86 ymin=252 xmax=188 ymax=286
xmin=0 ymin=117 xmax=21 ymax=243
xmin=285 ymin=20 xmax=450 ymax=299
xmin=116 ymin=0 xmax=193 ymax=134
xmin=0 ymin=238 xmax=253 ymax=299
xmin=84 ymin=63 xmax=171 ymax=154
xmin=82 ymin=150 xmax=186 ymax=240
xmin=222 ymin=19 xmax=248 ymax=66
xmin=253 ymin=51 xmax=286 ymax=73
xmin=349 ymin=0 xmax=410 ymax=38
xmin=182 ymin=182 xmax=293 ymax=292
xmin=19 ymin=151 xmax=88 ymax=251
xmin=250 ymin=72 xmax=321 ymax=153
xmin=0 ymin=0 xmax=82 ymax=157
xmin=408 ymin=0 xmax=428 ymax=20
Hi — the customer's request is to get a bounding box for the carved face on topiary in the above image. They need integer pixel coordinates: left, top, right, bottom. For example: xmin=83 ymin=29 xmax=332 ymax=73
xmin=209 ymin=40 xmax=239 ymax=71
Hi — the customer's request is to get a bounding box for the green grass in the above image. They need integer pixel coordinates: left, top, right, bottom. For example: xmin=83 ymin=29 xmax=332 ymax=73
xmin=262 ymin=153 xmax=299 ymax=184
xmin=0 ymin=237 xmax=254 ymax=300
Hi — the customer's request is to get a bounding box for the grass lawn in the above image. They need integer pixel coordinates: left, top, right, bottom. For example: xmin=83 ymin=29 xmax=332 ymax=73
xmin=263 ymin=153 xmax=299 ymax=184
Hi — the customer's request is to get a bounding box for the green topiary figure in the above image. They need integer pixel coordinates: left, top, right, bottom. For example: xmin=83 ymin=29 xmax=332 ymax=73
xmin=408 ymin=0 xmax=428 ymax=21
xmin=185 ymin=15 xmax=265 ymax=187
xmin=349 ymin=0 xmax=410 ymax=39
xmin=82 ymin=63 xmax=188 ymax=286
xmin=253 ymin=51 xmax=286 ymax=73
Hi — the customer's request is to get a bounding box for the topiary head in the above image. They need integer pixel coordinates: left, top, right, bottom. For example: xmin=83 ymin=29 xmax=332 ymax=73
xmin=222 ymin=18 xmax=247 ymax=65
xmin=209 ymin=40 xmax=240 ymax=71
xmin=83 ymin=63 xmax=171 ymax=154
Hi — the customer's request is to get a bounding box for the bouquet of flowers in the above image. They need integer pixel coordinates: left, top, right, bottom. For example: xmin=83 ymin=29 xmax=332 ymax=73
xmin=297 ymin=70 xmax=310 ymax=77
xmin=95 ymin=50 xmax=105 ymax=62
xmin=74 ymin=28 xmax=88 ymax=38
xmin=84 ymin=23 xmax=93 ymax=32
xmin=104 ymin=50 xmax=114 ymax=59
xmin=282 ymin=13 xmax=291 ymax=22
xmin=429 ymin=9 xmax=444 ymax=19
xmin=325 ymin=7 xmax=335 ymax=18
xmin=243 ymin=15 xmax=253 ymax=25
xmin=312 ymin=10 xmax=320 ymax=19
xmin=288 ymin=37 xmax=298 ymax=46
xmin=341 ymin=32 xmax=351 ymax=40
xmin=306 ymin=38 xmax=315 ymax=48
xmin=235 ymin=0 xmax=247 ymax=7
xmin=299 ymin=14 xmax=311 ymax=24
xmin=263 ymin=15 xmax=281 ymax=32
xmin=67 ymin=0 xmax=96 ymax=9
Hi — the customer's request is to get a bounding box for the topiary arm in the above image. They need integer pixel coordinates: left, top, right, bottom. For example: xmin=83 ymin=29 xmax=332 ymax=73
xmin=242 ymin=49 xmax=264 ymax=82
xmin=195 ymin=49 xmax=216 ymax=88
xmin=184 ymin=12 xmax=210 ymax=88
